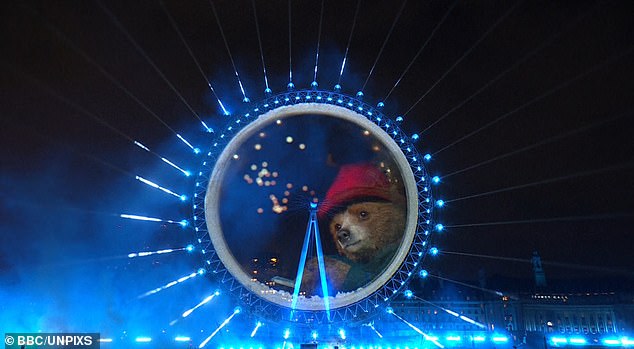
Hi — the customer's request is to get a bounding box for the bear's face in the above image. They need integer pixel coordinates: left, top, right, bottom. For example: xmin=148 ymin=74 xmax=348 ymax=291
xmin=329 ymin=201 xmax=406 ymax=263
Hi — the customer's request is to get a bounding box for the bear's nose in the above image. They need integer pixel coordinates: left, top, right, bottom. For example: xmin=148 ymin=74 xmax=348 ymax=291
xmin=337 ymin=229 xmax=351 ymax=243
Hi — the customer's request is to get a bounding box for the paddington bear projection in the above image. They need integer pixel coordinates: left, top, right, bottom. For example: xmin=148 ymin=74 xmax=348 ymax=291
xmin=302 ymin=163 xmax=406 ymax=295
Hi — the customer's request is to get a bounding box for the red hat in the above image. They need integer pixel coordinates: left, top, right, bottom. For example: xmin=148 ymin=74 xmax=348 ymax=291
xmin=318 ymin=163 xmax=393 ymax=219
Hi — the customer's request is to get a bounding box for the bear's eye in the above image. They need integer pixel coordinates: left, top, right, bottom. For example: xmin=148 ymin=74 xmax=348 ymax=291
xmin=335 ymin=223 xmax=342 ymax=230
xmin=359 ymin=211 xmax=369 ymax=219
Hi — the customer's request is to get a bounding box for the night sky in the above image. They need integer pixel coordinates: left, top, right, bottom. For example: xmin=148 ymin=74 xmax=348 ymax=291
xmin=1 ymin=0 xmax=633 ymax=333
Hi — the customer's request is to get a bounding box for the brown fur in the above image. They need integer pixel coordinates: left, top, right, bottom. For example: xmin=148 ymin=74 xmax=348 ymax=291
xmin=330 ymin=201 xmax=405 ymax=263
xmin=301 ymin=201 xmax=406 ymax=294
xmin=300 ymin=256 xmax=351 ymax=293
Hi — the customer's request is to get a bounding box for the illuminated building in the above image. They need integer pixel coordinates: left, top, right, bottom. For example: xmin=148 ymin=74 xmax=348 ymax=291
xmin=368 ymin=274 xmax=633 ymax=348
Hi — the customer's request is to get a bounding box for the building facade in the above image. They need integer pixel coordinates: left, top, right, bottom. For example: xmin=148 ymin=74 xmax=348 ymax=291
xmin=377 ymin=285 xmax=633 ymax=348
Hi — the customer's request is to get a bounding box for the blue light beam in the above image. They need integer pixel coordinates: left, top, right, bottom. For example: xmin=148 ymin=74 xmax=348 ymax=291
xmin=389 ymin=311 xmax=444 ymax=348
xmin=134 ymin=141 xmax=150 ymax=151
xmin=287 ymin=0 xmax=293 ymax=87
xmin=161 ymin=157 xmax=191 ymax=177
xmin=210 ymin=84 xmax=230 ymax=115
xmin=210 ymin=0 xmax=250 ymax=103
xmin=95 ymin=1 xmax=209 ymax=131
xmin=127 ymin=247 xmax=189 ymax=258
xmin=362 ymin=323 xmax=382 ymax=339
xmin=290 ymin=219 xmax=312 ymax=317
xmin=138 ymin=270 xmax=203 ymax=299
xmin=251 ymin=0 xmax=271 ymax=94
xmin=133 ymin=140 xmax=191 ymax=176
xmin=157 ymin=0 xmax=228 ymax=118
xmin=135 ymin=176 xmax=187 ymax=201
xmin=182 ymin=291 xmax=220 ymax=318
xmin=492 ymin=336 xmax=509 ymax=343
xmin=198 ymin=308 xmax=241 ymax=348
xmin=408 ymin=292 xmax=486 ymax=329
xmin=120 ymin=213 xmax=188 ymax=227
xmin=311 ymin=0 xmax=325 ymax=85
xmin=176 ymin=133 xmax=200 ymax=154
xmin=312 ymin=208 xmax=331 ymax=320
xmin=250 ymin=322 xmax=263 ymax=338
xmin=290 ymin=203 xmax=330 ymax=320
xmin=337 ymin=0 xmax=360 ymax=85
